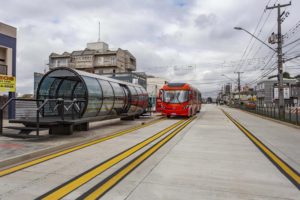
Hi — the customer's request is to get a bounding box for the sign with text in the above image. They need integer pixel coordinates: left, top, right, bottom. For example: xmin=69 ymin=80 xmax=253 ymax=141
xmin=274 ymin=87 xmax=290 ymax=99
xmin=0 ymin=75 xmax=16 ymax=92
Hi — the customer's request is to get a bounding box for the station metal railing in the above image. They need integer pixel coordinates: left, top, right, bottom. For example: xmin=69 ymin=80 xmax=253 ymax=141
xmin=234 ymin=104 xmax=299 ymax=126
xmin=0 ymin=98 xmax=85 ymax=136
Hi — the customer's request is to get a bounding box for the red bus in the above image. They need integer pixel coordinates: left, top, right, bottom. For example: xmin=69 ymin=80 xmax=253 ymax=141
xmin=160 ymin=83 xmax=201 ymax=117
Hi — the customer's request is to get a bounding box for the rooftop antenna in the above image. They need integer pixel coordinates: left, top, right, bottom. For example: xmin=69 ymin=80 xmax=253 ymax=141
xmin=98 ymin=21 xmax=100 ymax=42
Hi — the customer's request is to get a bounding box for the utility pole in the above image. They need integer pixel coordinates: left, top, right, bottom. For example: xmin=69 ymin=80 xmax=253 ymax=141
xmin=266 ymin=2 xmax=291 ymax=118
xmin=235 ymin=71 xmax=244 ymax=106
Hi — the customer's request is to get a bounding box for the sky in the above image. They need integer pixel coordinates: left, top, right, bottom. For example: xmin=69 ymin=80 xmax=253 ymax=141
xmin=1 ymin=0 xmax=300 ymax=97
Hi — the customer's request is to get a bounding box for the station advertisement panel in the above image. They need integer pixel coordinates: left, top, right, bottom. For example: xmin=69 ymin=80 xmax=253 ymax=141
xmin=0 ymin=75 xmax=16 ymax=92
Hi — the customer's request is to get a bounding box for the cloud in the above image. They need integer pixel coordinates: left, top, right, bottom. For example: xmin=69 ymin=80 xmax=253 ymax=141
xmin=194 ymin=13 xmax=217 ymax=28
xmin=1 ymin=0 xmax=300 ymax=97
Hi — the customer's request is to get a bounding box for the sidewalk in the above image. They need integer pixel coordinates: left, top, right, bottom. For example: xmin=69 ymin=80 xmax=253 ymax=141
xmin=223 ymin=106 xmax=300 ymax=172
xmin=0 ymin=115 xmax=160 ymax=168
xmin=116 ymin=104 xmax=299 ymax=200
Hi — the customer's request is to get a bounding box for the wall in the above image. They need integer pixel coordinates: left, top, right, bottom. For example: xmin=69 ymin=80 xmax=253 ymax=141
xmin=0 ymin=22 xmax=16 ymax=118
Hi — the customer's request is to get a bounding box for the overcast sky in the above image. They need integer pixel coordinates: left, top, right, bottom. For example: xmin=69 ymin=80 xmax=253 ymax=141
xmin=1 ymin=0 xmax=300 ymax=97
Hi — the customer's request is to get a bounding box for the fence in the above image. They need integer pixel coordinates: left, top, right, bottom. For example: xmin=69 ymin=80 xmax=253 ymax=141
xmin=238 ymin=105 xmax=299 ymax=126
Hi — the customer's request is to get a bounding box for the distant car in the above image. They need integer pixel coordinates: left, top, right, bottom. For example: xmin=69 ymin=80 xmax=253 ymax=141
xmin=245 ymin=102 xmax=256 ymax=109
xmin=219 ymin=100 xmax=224 ymax=105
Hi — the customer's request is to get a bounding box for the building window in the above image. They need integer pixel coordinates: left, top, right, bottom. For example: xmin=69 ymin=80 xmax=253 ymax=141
xmin=111 ymin=56 xmax=116 ymax=65
xmin=0 ymin=65 xmax=7 ymax=75
xmin=97 ymin=57 xmax=104 ymax=64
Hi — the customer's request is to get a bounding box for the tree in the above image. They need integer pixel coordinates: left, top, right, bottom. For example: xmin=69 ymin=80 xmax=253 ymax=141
xmin=283 ymin=72 xmax=291 ymax=79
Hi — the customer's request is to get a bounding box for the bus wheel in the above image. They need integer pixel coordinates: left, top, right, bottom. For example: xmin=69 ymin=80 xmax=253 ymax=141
xmin=167 ymin=115 xmax=171 ymax=118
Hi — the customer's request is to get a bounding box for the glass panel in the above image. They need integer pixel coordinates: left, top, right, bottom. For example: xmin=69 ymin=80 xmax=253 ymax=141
xmin=57 ymin=79 xmax=77 ymax=99
xmin=163 ymin=90 xmax=189 ymax=103
xmin=82 ymin=76 xmax=102 ymax=117
xmin=49 ymin=79 xmax=62 ymax=99
xmin=128 ymin=86 xmax=138 ymax=113
xmin=37 ymin=69 xmax=86 ymax=117
xmin=53 ymin=79 xmax=78 ymax=115
xmin=122 ymin=85 xmax=130 ymax=112
xmin=139 ymin=87 xmax=147 ymax=108
xmin=110 ymin=82 xmax=125 ymax=114
xmin=98 ymin=79 xmax=114 ymax=115
xmin=73 ymin=82 xmax=87 ymax=115
xmin=135 ymin=87 xmax=143 ymax=107
xmin=37 ymin=76 xmax=57 ymax=116
xmin=37 ymin=76 xmax=55 ymax=99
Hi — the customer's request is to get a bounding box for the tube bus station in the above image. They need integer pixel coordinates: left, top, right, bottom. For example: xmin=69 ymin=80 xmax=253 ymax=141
xmin=1 ymin=67 xmax=148 ymax=135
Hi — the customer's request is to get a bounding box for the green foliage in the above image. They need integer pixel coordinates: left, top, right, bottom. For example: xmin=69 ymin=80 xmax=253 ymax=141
xmin=283 ymin=72 xmax=291 ymax=78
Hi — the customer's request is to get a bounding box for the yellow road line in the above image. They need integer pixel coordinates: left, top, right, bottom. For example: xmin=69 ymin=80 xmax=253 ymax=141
xmin=38 ymin=119 xmax=187 ymax=200
xmin=222 ymin=109 xmax=300 ymax=189
xmin=0 ymin=118 xmax=164 ymax=177
xmin=81 ymin=117 xmax=196 ymax=200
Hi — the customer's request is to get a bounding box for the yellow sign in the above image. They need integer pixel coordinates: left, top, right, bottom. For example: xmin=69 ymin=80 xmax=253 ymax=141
xmin=0 ymin=75 xmax=16 ymax=92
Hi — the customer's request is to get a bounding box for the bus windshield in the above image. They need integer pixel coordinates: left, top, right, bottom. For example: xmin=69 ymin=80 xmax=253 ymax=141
xmin=163 ymin=90 xmax=189 ymax=103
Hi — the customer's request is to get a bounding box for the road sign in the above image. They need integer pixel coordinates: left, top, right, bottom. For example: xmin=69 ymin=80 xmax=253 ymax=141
xmin=0 ymin=75 xmax=16 ymax=92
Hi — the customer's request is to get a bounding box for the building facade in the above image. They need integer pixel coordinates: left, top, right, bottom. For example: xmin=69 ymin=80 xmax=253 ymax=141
xmin=104 ymin=72 xmax=147 ymax=89
xmin=291 ymin=80 xmax=300 ymax=106
xmin=49 ymin=41 xmax=136 ymax=74
xmin=146 ymin=76 xmax=168 ymax=110
xmin=0 ymin=22 xmax=16 ymax=118
xmin=256 ymin=78 xmax=297 ymax=106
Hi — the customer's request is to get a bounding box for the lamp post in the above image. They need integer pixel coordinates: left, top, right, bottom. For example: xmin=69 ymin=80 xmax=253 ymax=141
xmin=234 ymin=27 xmax=276 ymax=52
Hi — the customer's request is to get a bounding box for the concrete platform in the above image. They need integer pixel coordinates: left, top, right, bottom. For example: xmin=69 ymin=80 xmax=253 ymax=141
xmin=0 ymin=117 xmax=182 ymax=200
xmin=0 ymin=114 xmax=161 ymax=168
xmin=105 ymin=105 xmax=299 ymax=200
xmin=0 ymin=105 xmax=299 ymax=200
xmin=223 ymin=106 xmax=300 ymax=172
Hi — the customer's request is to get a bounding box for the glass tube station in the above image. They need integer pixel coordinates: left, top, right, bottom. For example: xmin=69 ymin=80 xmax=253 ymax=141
xmin=31 ymin=67 xmax=148 ymax=134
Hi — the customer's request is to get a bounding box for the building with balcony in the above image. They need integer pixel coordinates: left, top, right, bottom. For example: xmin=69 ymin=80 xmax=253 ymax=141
xmin=49 ymin=41 xmax=136 ymax=74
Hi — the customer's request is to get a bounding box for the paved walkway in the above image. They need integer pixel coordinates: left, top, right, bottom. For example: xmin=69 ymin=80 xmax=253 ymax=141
xmin=108 ymin=104 xmax=299 ymax=200
xmin=0 ymin=115 xmax=160 ymax=166
xmin=223 ymin=106 xmax=300 ymax=172
xmin=1 ymin=105 xmax=299 ymax=199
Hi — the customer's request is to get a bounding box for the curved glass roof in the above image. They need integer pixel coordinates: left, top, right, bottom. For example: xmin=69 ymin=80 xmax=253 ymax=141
xmin=36 ymin=67 xmax=147 ymax=119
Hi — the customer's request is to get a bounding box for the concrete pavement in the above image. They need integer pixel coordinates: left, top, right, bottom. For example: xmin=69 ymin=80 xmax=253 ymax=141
xmin=107 ymin=105 xmax=299 ymax=200
xmin=0 ymin=104 xmax=298 ymax=199
xmin=0 ymin=115 xmax=160 ymax=167
xmin=223 ymin=106 xmax=300 ymax=172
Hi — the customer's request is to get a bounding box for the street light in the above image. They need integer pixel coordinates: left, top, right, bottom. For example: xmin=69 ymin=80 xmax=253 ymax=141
xmin=234 ymin=27 xmax=277 ymax=52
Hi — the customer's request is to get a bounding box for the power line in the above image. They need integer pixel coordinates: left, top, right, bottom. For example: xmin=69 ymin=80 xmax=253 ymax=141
xmin=236 ymin=0 xmax=278 ymax=72
xmin=234 ymin=0 xmax=274 ymax=72
xmin=283 ymin=37 xmax=300 ymax=47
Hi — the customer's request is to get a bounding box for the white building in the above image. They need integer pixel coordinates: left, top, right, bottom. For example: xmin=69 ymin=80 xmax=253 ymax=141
xmin=147 ymin=76 xmax=168 ymax=110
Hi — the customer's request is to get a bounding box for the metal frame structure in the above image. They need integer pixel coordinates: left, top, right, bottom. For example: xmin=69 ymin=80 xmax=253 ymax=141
xmin=0 ymin=67 xmax=148 ymax=137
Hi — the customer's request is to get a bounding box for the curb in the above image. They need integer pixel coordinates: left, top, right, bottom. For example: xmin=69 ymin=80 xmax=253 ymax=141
xmin=0 ymin=116 xmax=163 ymax=170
